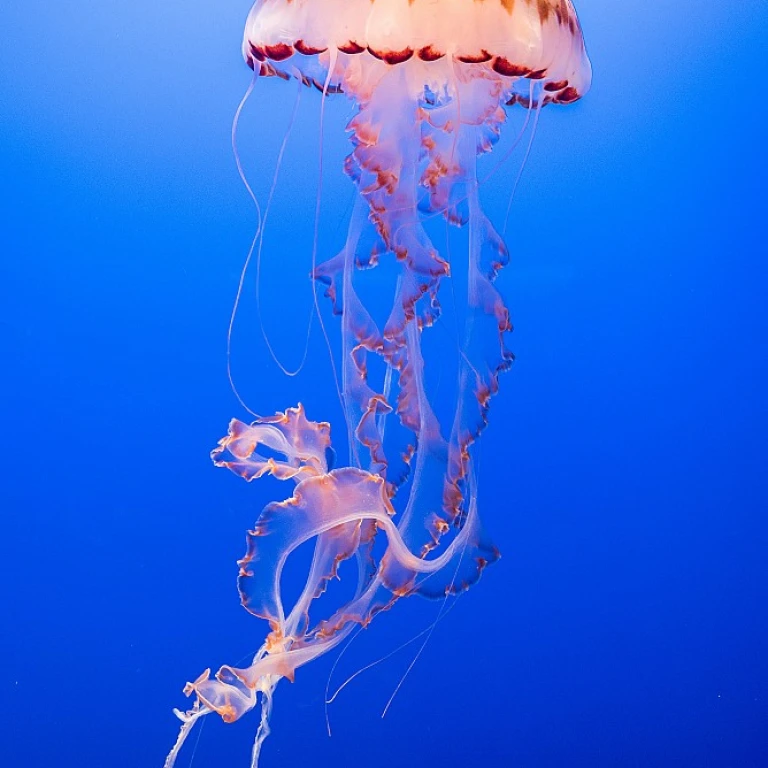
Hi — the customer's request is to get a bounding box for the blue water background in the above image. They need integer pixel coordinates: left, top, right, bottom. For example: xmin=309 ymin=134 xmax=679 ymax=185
xmin=2 ymin=1 xmax=767 ymax=766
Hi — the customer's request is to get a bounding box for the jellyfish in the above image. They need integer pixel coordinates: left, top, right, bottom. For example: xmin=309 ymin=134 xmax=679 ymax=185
xmin=165 ymin=1 xmax=591 ymax=766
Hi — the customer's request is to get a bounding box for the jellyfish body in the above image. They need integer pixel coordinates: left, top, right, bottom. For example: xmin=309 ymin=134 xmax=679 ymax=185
xmin=166 ymin=2 xmax=590 ymax=766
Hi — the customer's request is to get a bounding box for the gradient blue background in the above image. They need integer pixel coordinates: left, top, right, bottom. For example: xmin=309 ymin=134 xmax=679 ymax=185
xmin=2 ymin=1 xmax=767 ymax=766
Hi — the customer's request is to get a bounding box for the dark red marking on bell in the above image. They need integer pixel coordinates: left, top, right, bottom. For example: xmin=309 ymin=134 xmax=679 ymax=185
xmin=457 ymin=50 xmax=492 ymax=64
xmin=249 ymin=43 xmax=265 ymax=62
xmin=295 ymin=39 xmax=327 ymax=56
xmin=264 ymin=43 xmax=293 ymax=61
xmin=368 ymin=47 xmax=414 ymax=65
xmin=246 ymin=56 xmax=255 ymax=71
xmin=492 ymin=57 xmax=530 ymax=77
xmin=556 ymin=86 xmax=580 ymax=103
xmin=544 ymin=79 xmax=568 ymax=92
xmin=338 ymin=41 xmax=365 ymax=54
xmin=417 ymin=45 xmax=445 ymax=61
xmin=528 ymin=68 xmax=547 ymax=80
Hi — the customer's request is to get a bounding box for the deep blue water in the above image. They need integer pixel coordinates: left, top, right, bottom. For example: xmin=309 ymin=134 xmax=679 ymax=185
xmin=2 ymin=2 xmax=767 ymax=767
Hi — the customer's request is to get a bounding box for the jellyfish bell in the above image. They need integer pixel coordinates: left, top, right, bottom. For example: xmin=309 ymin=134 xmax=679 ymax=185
xmin=243 ymin=0 xmax=591 ymax=103
xmin=166 ymin=2 xmax=590 ymax=767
